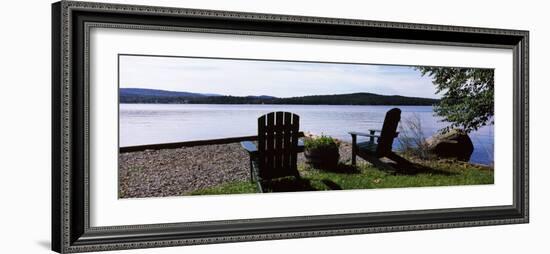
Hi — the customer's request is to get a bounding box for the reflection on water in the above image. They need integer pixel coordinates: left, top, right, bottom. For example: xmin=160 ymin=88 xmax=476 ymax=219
xmin=120 ymin=104 xmax=494 ymax=165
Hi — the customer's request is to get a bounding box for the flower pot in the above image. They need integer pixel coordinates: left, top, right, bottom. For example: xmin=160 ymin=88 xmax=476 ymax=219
xmin=304 ymin=146 xmax=340 ymax=169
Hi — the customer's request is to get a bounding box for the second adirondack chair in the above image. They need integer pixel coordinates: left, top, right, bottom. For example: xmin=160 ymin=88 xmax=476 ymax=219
xmin=349 ymin=108 xmax=408 ymax=169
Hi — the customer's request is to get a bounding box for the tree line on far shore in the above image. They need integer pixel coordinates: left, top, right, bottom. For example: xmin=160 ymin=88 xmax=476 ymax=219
xmin=119 ymin=90 xmax=439 ymax=106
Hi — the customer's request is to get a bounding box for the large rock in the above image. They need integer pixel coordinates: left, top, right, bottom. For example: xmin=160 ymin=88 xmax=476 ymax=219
xmin=426 ymin=129 xmax=474 ymax=161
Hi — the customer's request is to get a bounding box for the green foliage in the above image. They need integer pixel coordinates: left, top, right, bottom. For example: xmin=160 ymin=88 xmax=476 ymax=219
xmin=397 ymin=114 xmax=433 ymax=159
xmin=304 ymin=135 xmax=339 ymax=150
xmin=416 ymin=67 xmax=494 ymax=133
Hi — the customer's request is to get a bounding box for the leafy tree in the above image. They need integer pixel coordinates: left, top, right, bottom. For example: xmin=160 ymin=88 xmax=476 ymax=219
xmin=416 ymin=67 xmax=494 ymax=133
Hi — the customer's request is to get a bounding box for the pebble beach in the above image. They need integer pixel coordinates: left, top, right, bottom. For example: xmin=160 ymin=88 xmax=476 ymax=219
xmin=119 ymin=141 xmax=354 ymax=198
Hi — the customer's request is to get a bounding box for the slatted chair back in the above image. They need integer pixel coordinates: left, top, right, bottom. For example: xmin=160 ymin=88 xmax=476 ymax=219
xmin=376 ymin=108 xmax=401 ymax=156
xmin=257 ymin=112 xmax=300 ymax=180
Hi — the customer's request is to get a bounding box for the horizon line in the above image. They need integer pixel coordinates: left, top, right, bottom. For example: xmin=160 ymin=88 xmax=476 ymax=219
xmin=120 ymin=87 xmax=440 ymax=100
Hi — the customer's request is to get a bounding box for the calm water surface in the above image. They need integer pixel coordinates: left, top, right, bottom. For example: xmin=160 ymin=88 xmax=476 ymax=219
xmin=120 ymin=104 xmax=494 ymax=165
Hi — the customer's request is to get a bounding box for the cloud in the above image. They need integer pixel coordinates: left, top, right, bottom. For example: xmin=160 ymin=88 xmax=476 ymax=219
xmin=119 ymin=55 xmax=440 ymax=99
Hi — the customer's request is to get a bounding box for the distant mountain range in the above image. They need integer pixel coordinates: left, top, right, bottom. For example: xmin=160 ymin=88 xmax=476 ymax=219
xmin=119 ymin=88 xmax=438 ymax=105
xmin=119 ymin=88 xmax=222 ymax=98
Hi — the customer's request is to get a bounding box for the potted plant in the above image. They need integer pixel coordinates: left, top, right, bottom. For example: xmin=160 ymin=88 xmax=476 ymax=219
xmin=304 ymin=135 xmax=340 ymax=169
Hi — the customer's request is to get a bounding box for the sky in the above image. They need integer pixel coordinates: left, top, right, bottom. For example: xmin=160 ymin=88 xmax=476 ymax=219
xmin=119 ymin=55 xmax=440 ymax=99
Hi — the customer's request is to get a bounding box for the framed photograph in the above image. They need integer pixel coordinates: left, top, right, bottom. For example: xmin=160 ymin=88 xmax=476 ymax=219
xmin=52 ymin=1 xmax=529 ymax=253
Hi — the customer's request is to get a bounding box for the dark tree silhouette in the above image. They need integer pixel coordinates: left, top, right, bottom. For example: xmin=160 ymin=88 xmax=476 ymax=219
xmin=416 ymin=67 xmax=494 ymax=133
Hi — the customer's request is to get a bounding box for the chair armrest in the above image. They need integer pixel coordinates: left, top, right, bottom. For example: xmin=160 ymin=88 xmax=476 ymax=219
xmin=241 ymin=139 xmax=305 ymax=154
xmin=240 ymin=141 xmax=258 ymax=154
xmin=348 ymin=131 xmax=380 ymax=138
xmin=368 ymin=129 xmax=382 ymax=133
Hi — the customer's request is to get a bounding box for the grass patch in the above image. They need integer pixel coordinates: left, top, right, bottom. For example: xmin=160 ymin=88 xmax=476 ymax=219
xmin=189 ymin=158 xmax=494 ymax=195
xmin=190 ymin=181 xmax=257 ymax=195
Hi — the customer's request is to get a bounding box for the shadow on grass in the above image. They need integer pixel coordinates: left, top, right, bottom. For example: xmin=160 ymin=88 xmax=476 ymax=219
xmin=262 ymin=177 xmax=344 ymax=192
xmin=263 ymin=158 xmax=460 ymax=193
xmin=308 ymin=162 xmax=361 ymax=174
xmin=385 ymin=159 xmax=457 ymax=176
xmin=263 ymin=177 xmax=317 ymax=192
xmin=321 ymin=179 xmax=343 ymax=190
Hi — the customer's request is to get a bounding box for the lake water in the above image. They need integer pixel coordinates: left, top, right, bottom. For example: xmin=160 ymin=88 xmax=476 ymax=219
xmin=120 ymin=104 xmax=494 ymax=165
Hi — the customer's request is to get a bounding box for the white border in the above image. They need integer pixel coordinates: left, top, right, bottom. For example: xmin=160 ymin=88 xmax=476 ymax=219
xmin=89 ymin=28 xmax=513 ymax=227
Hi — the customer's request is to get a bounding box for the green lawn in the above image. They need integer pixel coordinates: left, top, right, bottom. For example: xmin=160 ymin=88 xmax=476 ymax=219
xmin=189 ymin=158 xmax=494 ymax=196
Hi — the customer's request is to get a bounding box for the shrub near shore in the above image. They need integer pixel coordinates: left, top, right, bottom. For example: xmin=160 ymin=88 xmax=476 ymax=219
xmin=304 ymin=135 xmax=340 ymax=170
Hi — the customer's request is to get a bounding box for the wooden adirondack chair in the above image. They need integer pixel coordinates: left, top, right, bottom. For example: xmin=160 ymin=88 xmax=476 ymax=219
xmin=349 ymin=108 xmax=408 ymax=169
xmin=241 ymin=112 xmax=304 ymax=192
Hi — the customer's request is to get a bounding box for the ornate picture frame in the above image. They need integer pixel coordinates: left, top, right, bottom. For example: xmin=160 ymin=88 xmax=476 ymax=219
xmin=52 ymin=1 xmax=528 ymax=253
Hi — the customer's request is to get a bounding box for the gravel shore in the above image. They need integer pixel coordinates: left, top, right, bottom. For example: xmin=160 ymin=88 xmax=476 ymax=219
xmin=119 ymin=141 xmax=354 ymax=198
